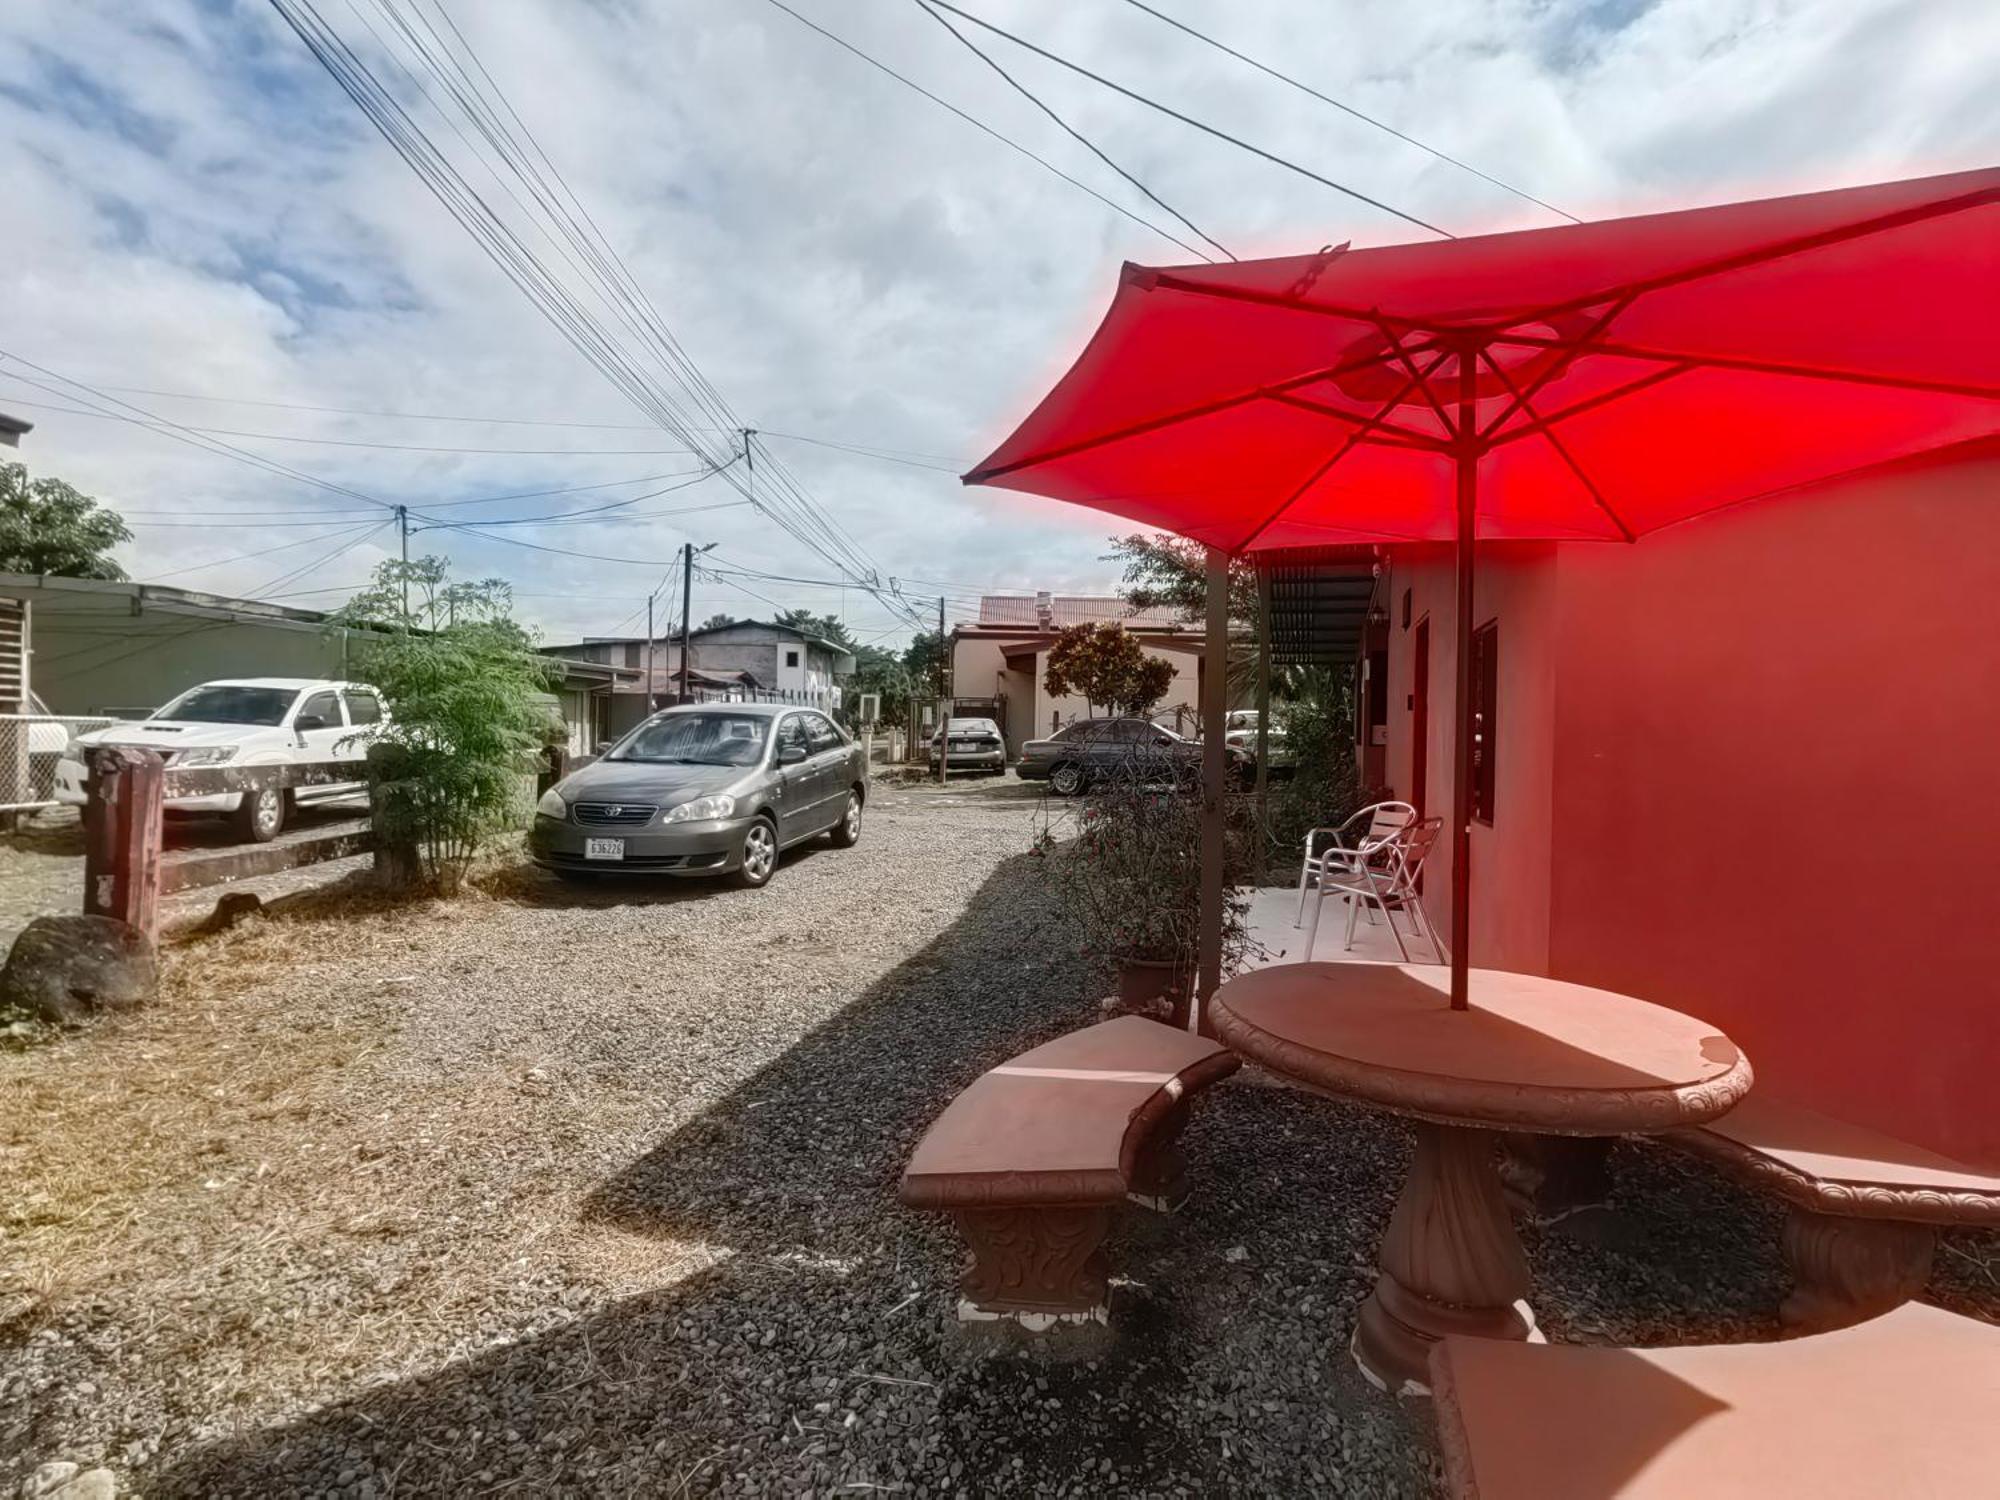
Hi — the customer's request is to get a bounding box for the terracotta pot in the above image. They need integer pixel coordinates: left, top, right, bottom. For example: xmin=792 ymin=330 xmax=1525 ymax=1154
xmin=1111 ymin=956 xmax=1194 ymax=1026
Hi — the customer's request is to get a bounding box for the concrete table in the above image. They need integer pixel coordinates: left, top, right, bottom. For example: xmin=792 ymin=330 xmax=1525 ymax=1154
xmin=1211 ymin=962 xmax=1753 ymax=1396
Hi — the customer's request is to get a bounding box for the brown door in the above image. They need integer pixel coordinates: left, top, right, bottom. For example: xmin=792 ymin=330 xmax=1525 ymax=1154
xmin=1410 ymin=617 xmax=1430 ymax=818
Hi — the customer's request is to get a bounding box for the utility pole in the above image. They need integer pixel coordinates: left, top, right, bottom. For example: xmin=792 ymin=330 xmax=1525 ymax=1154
xmin=394 ymin=505 xmax=409 ymax=619
xmin=645 ymin=591 xmax=656 ymax=713
xmin=678 ymin=541 xmax=695 ymax=705
xmin=936 ymin=595 xmax=948 ymax=784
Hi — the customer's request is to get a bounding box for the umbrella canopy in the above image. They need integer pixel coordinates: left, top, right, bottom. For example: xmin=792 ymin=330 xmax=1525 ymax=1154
xmin=965 ymin=167 xmax=2000 ymax=1008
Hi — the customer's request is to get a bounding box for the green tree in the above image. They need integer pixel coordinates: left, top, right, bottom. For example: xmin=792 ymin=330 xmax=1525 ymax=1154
xmin=333 ymin=556 xmax=556 ymax=894
xmin=698 ymin=612 xmax=738 ymax=631
xmin=0 ymin=463 xmax=132 ymax=579
xmin=1043 ymin=622 xmax=1176 ymax=716
xmin=1108 ymin=532 xmax=1258 ymax=626
xmin=773 ymin=607 xmax=856 ymax=649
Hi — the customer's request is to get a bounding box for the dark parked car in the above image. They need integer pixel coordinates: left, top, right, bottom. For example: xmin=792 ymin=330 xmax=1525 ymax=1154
xmin=530 ymin=703 xmax=865 ymax=888
xmin=1013 ymin=717 xmax=1250 ymax=797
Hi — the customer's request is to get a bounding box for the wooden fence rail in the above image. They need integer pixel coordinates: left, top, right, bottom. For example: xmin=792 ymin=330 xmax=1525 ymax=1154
xmin=83 ymin=749 xmax=377 ymax=940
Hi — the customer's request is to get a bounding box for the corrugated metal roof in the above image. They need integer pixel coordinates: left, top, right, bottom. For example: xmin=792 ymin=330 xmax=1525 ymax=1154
xmin=975 ymin=594 xmax=1192 ymax=630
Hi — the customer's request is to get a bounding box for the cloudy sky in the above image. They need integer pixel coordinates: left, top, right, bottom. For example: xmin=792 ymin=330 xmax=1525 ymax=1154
xmin=3 ymin=0 xmax=1995 ymax=646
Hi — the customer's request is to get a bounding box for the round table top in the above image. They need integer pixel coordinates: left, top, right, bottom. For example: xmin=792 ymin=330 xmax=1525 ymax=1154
xmin=1211 ymin=963 xmax=1753 ymax=1134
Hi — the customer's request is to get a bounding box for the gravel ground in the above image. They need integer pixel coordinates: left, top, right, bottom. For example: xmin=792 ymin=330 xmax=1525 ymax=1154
xmin=3 ymin=775 xmax=1994 ymax=1497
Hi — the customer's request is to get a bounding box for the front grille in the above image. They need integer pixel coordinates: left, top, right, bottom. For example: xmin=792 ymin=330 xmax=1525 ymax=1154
xmin=572 ymin=801 xmax=658 ymax=827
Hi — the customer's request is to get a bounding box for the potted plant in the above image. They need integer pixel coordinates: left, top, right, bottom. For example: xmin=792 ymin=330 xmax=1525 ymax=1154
xmin=1036 ymin=759 xmax=1256 ymax=1024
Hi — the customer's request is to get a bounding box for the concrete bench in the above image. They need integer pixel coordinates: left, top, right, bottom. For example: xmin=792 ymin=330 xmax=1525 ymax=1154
xmin=1429 ymin=1302 xmax=2000 ymax=1500
xmin=899 ymin=1015 xmax=1239 ymax=1329
xmin=1666 ymin=1093 xmax=2000 ymax=1331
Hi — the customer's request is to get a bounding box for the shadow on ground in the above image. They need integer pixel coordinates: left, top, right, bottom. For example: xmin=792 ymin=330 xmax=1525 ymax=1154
xmin=147 ymin=848 xmax=1837 ymax=1497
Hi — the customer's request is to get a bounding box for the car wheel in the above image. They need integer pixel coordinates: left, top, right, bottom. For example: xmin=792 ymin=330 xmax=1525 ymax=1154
xmin=1049 ymin=763 xmax=1085 ymax=797
xmin=828 ymin=789 xmax=862 ymax=848
xmin=233 ymin=784 xmax=285 ymax=844
xmin=735 ymin=816 xmax=779 ymax=889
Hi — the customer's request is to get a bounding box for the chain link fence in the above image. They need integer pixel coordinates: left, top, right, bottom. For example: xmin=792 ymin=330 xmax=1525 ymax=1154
xmin=0 ymin=714 xmax=116 ymax=812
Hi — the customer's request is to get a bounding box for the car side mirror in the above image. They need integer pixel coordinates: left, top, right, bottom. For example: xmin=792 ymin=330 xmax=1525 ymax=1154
xmin=778 ymin=743 xmax=807 ymax=766
xmin=295 ymin=713 xmax=329 ymax=731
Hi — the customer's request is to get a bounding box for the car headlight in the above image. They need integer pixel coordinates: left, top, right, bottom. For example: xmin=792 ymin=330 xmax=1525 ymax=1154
xmin=664 ymin=793 xmax=736 ymax=823
xmin=174 ymin=746 xmax=239 ymax=766
xmin=536 ymin=789 xmax=568 ymax=819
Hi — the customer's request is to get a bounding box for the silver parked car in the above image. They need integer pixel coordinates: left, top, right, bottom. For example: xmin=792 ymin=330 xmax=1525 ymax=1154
xmin=529 ymin=703 xmax=866 ymax=888
xmin=928 ymin=716 xmax=1006 ymax=774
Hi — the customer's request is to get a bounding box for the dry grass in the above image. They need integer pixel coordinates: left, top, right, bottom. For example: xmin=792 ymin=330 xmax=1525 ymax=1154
xmin=0 ymin=870 xmax=724 ymax=1438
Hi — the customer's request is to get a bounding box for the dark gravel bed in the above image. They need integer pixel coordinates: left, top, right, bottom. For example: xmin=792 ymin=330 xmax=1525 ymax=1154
xmin=7 ymin=779 xmax=1993 ymax=1496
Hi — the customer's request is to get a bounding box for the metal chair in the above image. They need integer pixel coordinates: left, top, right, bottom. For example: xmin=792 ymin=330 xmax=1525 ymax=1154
xmin=1295 ymin=800 xmax=1416 ymax=926
xmin=1302 ymin=816 xmax=1446 ymax=964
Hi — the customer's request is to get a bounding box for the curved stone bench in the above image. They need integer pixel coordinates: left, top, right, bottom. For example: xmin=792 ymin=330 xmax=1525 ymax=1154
xmin=1429 ymin=1302 xmax=2000 ymax=1499
xmin=899 ymin=1015 xmax=1239 ymax=1328
xmin=1668 ymin=1093 xmax=2000 ymax=1331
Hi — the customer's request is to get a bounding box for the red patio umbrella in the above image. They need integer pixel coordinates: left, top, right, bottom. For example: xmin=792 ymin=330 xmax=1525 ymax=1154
xmin=964 ymin=166 xmax=2000 ymax=1010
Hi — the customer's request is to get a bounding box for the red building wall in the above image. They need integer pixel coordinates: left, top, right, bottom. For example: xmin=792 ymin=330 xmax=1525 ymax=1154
xmin=1384 ymin=444 xmax=2000 ymax=1166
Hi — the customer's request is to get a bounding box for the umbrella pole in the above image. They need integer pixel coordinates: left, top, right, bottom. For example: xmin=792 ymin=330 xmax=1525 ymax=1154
xmin=1449 ymin=365 xmax=1479 ymax=1010
xmin=1195 ymin=545 xmax=1230 ymax=1034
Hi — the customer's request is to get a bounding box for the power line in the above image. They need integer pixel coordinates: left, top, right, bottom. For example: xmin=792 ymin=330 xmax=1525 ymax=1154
xmin=139 ymin=520 xmax=385 ymax=582
xmin=0 ymin=394 xmax=697 ymax=455
xmin=251 ymin=519 xmax=397 ymax=596
xmin=1117 ymin=0 xmax=1579 ymax=224
xmin=754 ymin=0 xmax=1214 ymax=262
xmin=36 ymin=383 xmax=975 ymax=466
xmin=271 ymin=0 xmax=932 ymax=636
xmin=911 ymin=0 xmax=1233 ymax=261
xmin=918 ymin=0 xmax=1455 ymax=239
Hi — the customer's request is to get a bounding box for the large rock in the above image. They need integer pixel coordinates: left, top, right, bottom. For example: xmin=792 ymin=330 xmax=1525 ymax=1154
xmin=0 ymin=915 xmax=158 ymax=1025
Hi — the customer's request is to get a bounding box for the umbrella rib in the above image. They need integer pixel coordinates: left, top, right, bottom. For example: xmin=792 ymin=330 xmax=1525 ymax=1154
xmin=962 ymin=343 xmax=1418 ymax=483
xmin=1486 ymin=182 xmax=2000 ymax=335
xmin=1481 ymin=334 xmax=2000 ymax=401
xmin=1487 ymin=362 xmax=1699 ymax=447
xmin=1264 ymin=391 xmax=1452 ymax=451
xmin=1479 ymin=351 xmax=1637 ymax=542
xmin=1475 ymin=296 xmax=1634 ymax=442
xmin=1145 ymin=273 xmax=1459 ymax=336
xmin=1372 ymin=320 xmax=1462 ymax=440
xmin=1237 ymin=351 xmax=1451 ymax=553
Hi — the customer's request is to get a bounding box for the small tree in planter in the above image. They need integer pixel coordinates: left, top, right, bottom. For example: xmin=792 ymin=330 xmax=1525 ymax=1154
xmin=333 ymin=558 xmax=556 ymax=895
xmin=1035 ymin=751 xmax=1258 ymax=1023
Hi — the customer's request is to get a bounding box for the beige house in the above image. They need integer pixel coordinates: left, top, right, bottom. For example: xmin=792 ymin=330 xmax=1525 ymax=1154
xmin=948 ymin=593 xmax=1211 ymax=755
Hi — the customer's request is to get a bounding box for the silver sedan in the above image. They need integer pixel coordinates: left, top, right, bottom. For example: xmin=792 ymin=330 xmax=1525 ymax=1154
xmin=530 ymin=703 xmax=866 ymax=888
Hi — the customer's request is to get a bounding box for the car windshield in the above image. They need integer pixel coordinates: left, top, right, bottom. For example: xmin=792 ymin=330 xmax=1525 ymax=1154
xmin=946 ymin=719 xmax=997 ymax=733
xmin=153 ymin=685 xmax=296 ymax=726
xmin=610 ymin=712 xmax=770 ymax=766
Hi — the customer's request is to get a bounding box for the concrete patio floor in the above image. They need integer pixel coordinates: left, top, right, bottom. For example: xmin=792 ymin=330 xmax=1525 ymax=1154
xmin=1244 ymin=882 xmax=1446 ymax=971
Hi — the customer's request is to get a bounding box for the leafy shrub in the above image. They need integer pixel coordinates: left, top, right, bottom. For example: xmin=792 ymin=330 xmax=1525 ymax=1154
xmin=1034 ymin=750 xmax=1257 ymax=972
xmin=334 ymin=559 xmax=557 ymax=894
xmin=1263 ymin=670 xmax=1371 ymax=874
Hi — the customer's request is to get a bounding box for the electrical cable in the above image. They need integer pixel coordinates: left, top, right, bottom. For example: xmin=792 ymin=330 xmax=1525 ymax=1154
xmin=912 ymin=0 xmax=1233 ymax=261
xmin=1117 ymin=0 xmax=1579 ymax=224
xmin=754 ymin=0 xmax=1214 ymax=262
xmin=917 ymin=0 xmax=1456 ymax=239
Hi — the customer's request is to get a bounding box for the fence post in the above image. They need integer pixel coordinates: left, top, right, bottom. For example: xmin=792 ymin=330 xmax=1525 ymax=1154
xmin=82 ymin=745 xmax=164 ymax=942
xmin=366 ymin=742 xmax=423 ymax=892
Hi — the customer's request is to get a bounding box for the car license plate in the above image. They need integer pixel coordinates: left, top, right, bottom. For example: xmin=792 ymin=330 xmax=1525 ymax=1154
xmin=951 ymin=739 xmax=977 ymax=749
xmin=584 ymin=838 xmax=625 ymax=861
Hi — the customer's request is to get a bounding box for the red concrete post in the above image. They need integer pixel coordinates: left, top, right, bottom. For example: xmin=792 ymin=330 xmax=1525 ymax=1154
xmin=82 ymin=745 xmax=165 ymax=942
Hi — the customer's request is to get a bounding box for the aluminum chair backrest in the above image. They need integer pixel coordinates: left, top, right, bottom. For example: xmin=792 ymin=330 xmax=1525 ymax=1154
xmin=1349 ymin=800 xmax=1417 ymax=851
xmin=1389 ymin=817 xmax=1446 ymax=891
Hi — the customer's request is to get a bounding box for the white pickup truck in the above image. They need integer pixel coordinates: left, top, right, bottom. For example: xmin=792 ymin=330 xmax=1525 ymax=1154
xmin=55 ymin=677 xmax=388 ymax=842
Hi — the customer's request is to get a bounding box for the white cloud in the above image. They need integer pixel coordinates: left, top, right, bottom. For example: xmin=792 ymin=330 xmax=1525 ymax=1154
xmin=2 ymin=0 xmax=1994 ymax=644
